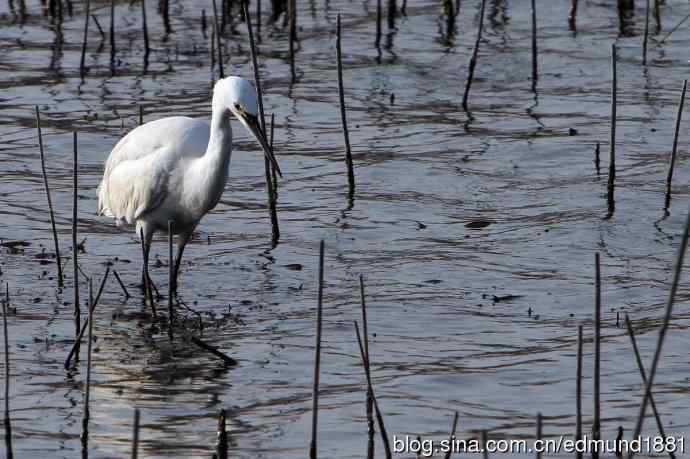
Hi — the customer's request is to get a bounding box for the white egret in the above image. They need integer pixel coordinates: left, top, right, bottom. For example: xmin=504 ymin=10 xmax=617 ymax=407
xmin=97 ymin=76 xmax=281 ymax=295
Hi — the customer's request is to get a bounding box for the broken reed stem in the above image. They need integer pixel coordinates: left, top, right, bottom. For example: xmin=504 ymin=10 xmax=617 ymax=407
xmin=139 ymin=104 xmax=143 ymax=125
xmin=161 ymin=0 xmax=171 ymax=34
xmin=189 ymin=336 xmax=237 ymax=366
xmin=387 ymin=0 xmax=396 ymax=28
xmin=91 ymin=14 xmax=105 ymax=41
xmin=141 ymin=0 xmax=150 ymax=61
xmin=242 ymin=0 xmax=280 ymax=244
xmin=110 ymin=0 xmax=116 ymax=63
xmin=337 ymin=14 xmax=356 ymax=199
xmin=360 ymin=275 xmax=374 ymax=459
xmin=628 ymin=204 xmax=690 ymax=459
xmin=2 ymin=297 xmax=13 ymax=459
xmin=309 ymin=240 xmax=325 ymax=459
xmin=592 ymin=253 xmax=601 ymax=459
xmin=568 ymin=0 xmax=578 ymax=30
xmin=211 ymin=0 xmax=225 ymax=80
xmin=79 ymin=0 xmax=91 ymax=79
xmin=288 ymin=0 xmax=296 ymax=80
xmin=575 ymin=325 xmax=582 ymax=459
xmin=131 ymin=408 xmax=140 ymax=459
xmin=73 ymin=132 xmax=81 ymax=361
xmin=354 ymin=321 xmax=392 ymax=459
xmin=594 ymin=141 xmax=601 ymax=176
xmin=658 ymin=12 xmax=690 ymax=45
xmin=216 ymin=409 xmax=228 ymax=459
xmin=654 ymin=0 xmax=661 ymax=33
xmin=462 ymin=0 xmax=487 ymax=111
xmin=270 ymin=113 xmax=278 ymax=195
xmin=624 ymin=315 xmax=676 ymax=459
xmin=256 ymin=0 xmax=262 ymax=40
xmin=35 ymin=107 xmax=64 ymax=288
xmin=168 ymin=221 xmax=174 ymax=341
xmin=113 ymin=270 xmax=131 ymax=299
xmin=376 ymin=0 xmax=382 ymax=47
xmin=530 ymin=0 xmax=538 ymax=88
xmin=443 ymin=411 xmax=459 ymax=459
xmin=643 ymin=0 xmax=650 ymax=65
xmin=664 ymin=80 xmax=687 ymax=211
xmin=607 ymin=44 xmax=617 ymax=218
xmin=80 ymin=279 xmax=95 ymax=457
xmin=64 ymin=268 xmax=110 ymax=369
xmin=210 ymin=25 xmax=216 ymax=73
xmin=536 ymin=413 xmax=542 ymax=459
xmin=482 ymin=431 xmax=488 ymax=459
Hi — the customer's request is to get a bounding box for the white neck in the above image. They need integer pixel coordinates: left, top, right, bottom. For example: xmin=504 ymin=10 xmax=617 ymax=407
xmin=195 ymin=105 xmax=233 ymax=212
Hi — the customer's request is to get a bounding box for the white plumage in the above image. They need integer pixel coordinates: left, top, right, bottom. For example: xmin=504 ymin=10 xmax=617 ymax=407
xmin=97 ymin=76 xmax=281 ymax=294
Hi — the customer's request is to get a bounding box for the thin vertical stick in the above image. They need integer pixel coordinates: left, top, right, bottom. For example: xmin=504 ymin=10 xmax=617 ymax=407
xmin=80 ymin=279 xmax=94 ymax=458
xmin=592 ymin=253 xmax=601 ymax=459
xmin=336 ymin=15 xmax=356 ymax=198
xmin=80 ymin=0 xmax=91 ymax=79
xmin=462 ymin=0 xmax=487 ymax=111
xmin=530 ymin=0 xmax=538 ymax=88
xmin=73 ymin=132 xmax=81 ymax=361
xmin=309 ymin=240 xmax=325 ymax=459
xmin=35 ymin=107 xmax=63 ymax=288
xmin=141 ymin=0 xmax=150 ymax=62
xmin=628 ymin=204 xmax=690 ymax=459
xmin=568 ymin=0 xmax=578 ymax=30
xmin=664 ymin=80 xmax=687 ymax=211
xmin=270 ymin=113 xmax=278 ymax=195
xmin=607 ymin=44 xmax=617 ymax=218
xmin=109 ymin=0 xmax=116 ymax=64
xmin=2 ymin=297 xmax=12 ymax=459
xmin=481 ymin=431 xmax=488 ymax=459
xmin=360 ymin=275 xmax=374 ymax=459
xmin=624 ymin=315 xmax=676 ymax=459
xmin=139 ymin=105 xmax=143 ymax=125
xmin=256 ymin=0 xmax=262 ymax=40
xmin=536 ymin=413 xmax=542 ymax=459
xmin=594 ymin=141 xmax=601 ymax=176
xmin=387 ymin=0 xmax=396 ymax=28
xmin=210 ymin=26 xmax=216 ymax=74
xmin=131 ymin=408 xmax=140 ymax=459
xmin=643 ymin=0 xmax=650 ymax=65
xmin=63 ymin=269 xmax=110 ymax=369
xmin=288 ymin=0 xmax=296 ymax=80
xmin=443 ymin=412 xmax=459 ymax=459
xmin=575 ymin=325 xmax=582 ymax=459
xmin=242 ymin=0 xmax=280 ymax=244
xmin=161 ymin=0 xmax=171 ymax=34
xmin=212 ymin=0 xmax=225 ymax=79
xmin=375 ymin=0 xmax=382 ymax=47
xmin=167 ymin=220 xmax=174 ymax=341
xmin=354 ymin=322 xmax=392 ymax=459
xmin=216 ymin=409 xmax=228 ymax=459
xmin=654 ymin=0 xmax=661 ymax=33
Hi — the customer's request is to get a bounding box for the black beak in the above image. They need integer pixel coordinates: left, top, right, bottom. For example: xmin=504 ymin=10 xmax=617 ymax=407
xmin=237 ymin=112 xmax=283 ymax=179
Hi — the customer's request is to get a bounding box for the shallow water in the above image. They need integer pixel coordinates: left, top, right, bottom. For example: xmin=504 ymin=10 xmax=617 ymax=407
xmin=2 ymin=0 xmax=690 ymax=458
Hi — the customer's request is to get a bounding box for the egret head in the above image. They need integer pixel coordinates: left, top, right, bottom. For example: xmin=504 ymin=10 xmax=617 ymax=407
xmin=214 ymin=76 xmax=282 ymax=178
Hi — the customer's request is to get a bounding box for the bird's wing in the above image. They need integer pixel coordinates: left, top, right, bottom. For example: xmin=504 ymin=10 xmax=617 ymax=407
xmin=97 ymin=116 xmax=210 ymax=224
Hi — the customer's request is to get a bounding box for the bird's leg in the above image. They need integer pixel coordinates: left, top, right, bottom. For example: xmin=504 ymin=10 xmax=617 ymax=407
xmin=138 ymin=224 xmax=156 ymax=316
xmin=171 ymin=230 xmax=193 ymax=297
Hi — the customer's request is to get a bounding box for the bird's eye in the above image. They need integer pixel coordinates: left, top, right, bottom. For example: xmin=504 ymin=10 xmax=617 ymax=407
xmin=234 ymin=103 xmax=241 ymax=111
